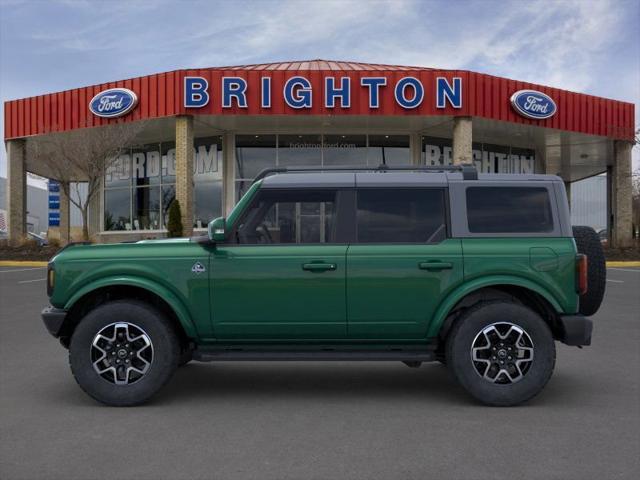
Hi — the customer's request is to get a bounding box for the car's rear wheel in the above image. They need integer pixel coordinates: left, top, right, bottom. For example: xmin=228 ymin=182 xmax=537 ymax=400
xmin=69 ymin=300 xmax=180 ymax=406
xmin=446 ymin=301 xmax=555 ymax=406
xmin=572 ymin=225 xmax=606 ymax=316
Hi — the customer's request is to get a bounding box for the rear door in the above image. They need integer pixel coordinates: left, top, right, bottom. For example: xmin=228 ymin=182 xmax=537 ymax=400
xmin=346 ymin=186 xmax=463 ymax=339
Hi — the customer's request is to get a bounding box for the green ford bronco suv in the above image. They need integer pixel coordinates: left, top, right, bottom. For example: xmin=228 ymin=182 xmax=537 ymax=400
xmin=42 ymin=164 xmax=606 ymax=406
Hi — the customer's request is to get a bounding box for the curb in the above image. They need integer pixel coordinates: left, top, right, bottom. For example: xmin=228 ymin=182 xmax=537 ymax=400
xmin=0 ymin=261 xmax=48 ymax=267
xmin=606 ymin=261 xmax=640 ymax=267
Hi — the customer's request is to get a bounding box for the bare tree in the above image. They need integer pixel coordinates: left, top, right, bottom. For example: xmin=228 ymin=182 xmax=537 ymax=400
xmin=27 ymin=121 xmax=144 ymax=240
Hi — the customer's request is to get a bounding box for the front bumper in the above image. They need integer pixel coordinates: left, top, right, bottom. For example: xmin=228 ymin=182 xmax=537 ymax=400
xmin=41 ymin=306 xmax=67 ymax=338
xmin=558 ymin=314 xmax=593 ymax=346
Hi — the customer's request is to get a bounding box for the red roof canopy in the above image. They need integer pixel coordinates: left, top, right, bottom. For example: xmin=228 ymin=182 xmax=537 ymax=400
xmin=4 ymin=59 xmax=635 ymax=141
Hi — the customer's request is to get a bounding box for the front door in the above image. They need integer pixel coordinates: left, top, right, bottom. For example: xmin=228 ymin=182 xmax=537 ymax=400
xmin=211 ymin=188 xmax=348 ymax=340
xmin=346 ymin=187 xmax=463 ymax=339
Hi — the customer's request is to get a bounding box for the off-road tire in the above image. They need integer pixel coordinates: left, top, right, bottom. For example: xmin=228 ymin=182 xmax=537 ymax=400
xmin=446 ymin=301 xmax=555 ymax=406
xmin=572 ymin=226 xmax=606 ymax=316
xmin=69 ymin=300 xmax=180 ymax=406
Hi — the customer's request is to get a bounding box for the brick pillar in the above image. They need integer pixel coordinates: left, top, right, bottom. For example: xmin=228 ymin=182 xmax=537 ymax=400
xmin=59 ymin=182 xmax=70 ymax=245
xmin=175 ymin=115 xmax=194 ymax=236
xmin=452 ymin=117 xmax=472 ymax=165
xmin=222 ymin=133 xmax=236 ymax=216
xmin=611 ymin=141 xmax=633 ymax=248
xmin=6 ymin=139 xmax=27 ymax=245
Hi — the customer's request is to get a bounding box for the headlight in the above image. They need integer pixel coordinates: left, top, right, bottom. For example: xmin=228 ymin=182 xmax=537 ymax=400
xmin=47 ymin=264 xmax=55 ymax=296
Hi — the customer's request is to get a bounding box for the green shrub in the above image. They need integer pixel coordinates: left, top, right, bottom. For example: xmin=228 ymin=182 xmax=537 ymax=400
xmin=167 ymin=199 xmax=183 ymax=238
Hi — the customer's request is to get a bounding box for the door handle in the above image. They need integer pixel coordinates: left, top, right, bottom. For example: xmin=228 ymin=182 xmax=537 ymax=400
xmin=418 ymin=261 xmax=453 ymax=271
xmin=302 ymin=263 xmax=337 ymax=272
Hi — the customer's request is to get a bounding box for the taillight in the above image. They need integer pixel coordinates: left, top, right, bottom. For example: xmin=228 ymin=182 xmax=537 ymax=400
xmin=576 ymin=254 xmax=588 ymax=295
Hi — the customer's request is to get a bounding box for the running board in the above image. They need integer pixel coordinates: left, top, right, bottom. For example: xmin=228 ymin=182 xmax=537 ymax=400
xmin=193 ymin=349 xmax=436 ymax=362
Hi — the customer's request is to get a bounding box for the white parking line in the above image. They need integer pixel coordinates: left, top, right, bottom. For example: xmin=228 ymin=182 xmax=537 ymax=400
xmin=606 ymin=279 xmax=624 ymax=283
xmin=608 ymin=268 xmax=640 ymax=273
xmin=0 ymin=267 xmax=47 ymax=273
xmin=17 ymin=278 xmax=47 ymax=284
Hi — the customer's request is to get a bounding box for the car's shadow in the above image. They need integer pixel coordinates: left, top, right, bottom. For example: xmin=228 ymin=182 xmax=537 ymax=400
xmin=155 ymin=361 xmax=468 ymax=404
xmin=53 ymin=362 xmax=590 ymax=408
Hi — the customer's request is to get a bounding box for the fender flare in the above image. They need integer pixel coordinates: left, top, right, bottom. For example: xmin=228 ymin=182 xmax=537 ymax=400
xmin=64 ymin=276 xmax=198 ymax=338
xmin=426 ymin=275 xmax=564 ymax=338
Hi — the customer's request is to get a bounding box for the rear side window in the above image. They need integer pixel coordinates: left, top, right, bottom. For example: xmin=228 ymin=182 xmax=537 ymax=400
xmin=466 ymin=187 xmax=553 ymax=233
xmin=356 ymin=188 xmax=447 ymax=243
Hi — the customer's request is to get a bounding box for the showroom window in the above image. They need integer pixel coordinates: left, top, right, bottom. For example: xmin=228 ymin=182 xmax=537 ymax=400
xmin=235 ymin=135 xmax=277 ymax=203
xmin=234 ymin=134 xmax=411 ymax=201
xmin=103 ymin=136 xmax=223 ymax=231
xmin=193 ymin=136 xmax=223 ymax=229
xmin=368 ymin=135 xmax=410 ymax=165
xmin=278 ymin=134 xmax=323 ymax=168
xmin=422 ymin=136 xmax=535 ymax=174
xmin=322 ymin=134 xmax=367 ymax=166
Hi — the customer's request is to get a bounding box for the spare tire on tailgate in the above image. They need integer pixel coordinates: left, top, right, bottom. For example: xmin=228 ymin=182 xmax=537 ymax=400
xmin=572 ymin=226 xmax=606 ymax=316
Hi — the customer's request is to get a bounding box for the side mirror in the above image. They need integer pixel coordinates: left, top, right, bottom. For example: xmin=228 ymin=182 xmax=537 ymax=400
xmin=208 ymin=217 xmax=226 ymax=242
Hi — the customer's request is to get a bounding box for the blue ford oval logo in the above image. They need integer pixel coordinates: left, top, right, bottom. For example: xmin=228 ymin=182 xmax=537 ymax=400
xmin=89 ymin=88 xmax=138 ymax=118
xmin=510 ymin=89 xmax=556 ymax=120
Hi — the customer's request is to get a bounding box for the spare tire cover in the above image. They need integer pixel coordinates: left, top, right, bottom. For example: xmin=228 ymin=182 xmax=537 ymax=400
xmin=572 ymin=226 xmax=606 ymax=316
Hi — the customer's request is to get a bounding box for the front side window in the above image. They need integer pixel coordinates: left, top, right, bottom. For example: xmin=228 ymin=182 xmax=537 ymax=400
xmin=466 ymin=187 xmax=553 ymax=233
xmin=356 ymin=188 xmax=446 ymax=243
xmin=235 ymin=189 xmax=336 ymax=244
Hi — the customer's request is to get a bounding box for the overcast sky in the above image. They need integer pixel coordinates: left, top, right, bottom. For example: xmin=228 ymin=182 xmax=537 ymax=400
xmin=1 ymin=0 xmax=638 ymax=181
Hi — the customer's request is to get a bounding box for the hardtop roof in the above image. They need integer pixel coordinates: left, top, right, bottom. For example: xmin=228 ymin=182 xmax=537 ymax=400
xmin=260 ymin=171 xmax=562 ymax=189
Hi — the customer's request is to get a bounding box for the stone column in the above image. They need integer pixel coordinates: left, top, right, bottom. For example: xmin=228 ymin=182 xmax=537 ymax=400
xmin=175 ymin=115 xmax=194 ymax=236
xmin=59 ymin=182 xmax=70 ymax=245
xmin=222 ymin=133 xmax=236 ymax=216
xmin=6 ymin=139 xmax=27 ymax=245
xmin=452 ymin=117 xmax=472 ymax=165
xmin=610 ymin=141 xmax=633 ymax=248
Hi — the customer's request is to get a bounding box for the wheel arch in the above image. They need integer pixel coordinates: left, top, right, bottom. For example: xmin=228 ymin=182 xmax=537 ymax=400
xmin=429 ymin=278 xmax=564 ymax=340
xmin=58 ymin=277 xmax=197 ymax=347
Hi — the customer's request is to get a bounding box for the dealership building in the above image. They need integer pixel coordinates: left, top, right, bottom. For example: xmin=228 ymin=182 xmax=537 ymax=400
xmin=3 ymin=60 xmax=636 ymax=246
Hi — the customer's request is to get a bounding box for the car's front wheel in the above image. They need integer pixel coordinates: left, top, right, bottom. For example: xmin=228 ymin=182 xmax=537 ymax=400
xmin=446 ymin=301 xmax=555 ymax=406
xmin=69 ymin=300 xmax=180 ymax=406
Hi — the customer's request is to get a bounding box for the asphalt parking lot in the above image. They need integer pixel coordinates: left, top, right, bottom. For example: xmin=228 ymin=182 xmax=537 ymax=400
xmin=1 ymin=265 xmax=639 ymax=480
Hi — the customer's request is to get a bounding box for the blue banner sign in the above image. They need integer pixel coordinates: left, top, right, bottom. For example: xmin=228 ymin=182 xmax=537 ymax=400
xmin=48 ymin=212 xmax=60 ymax=227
